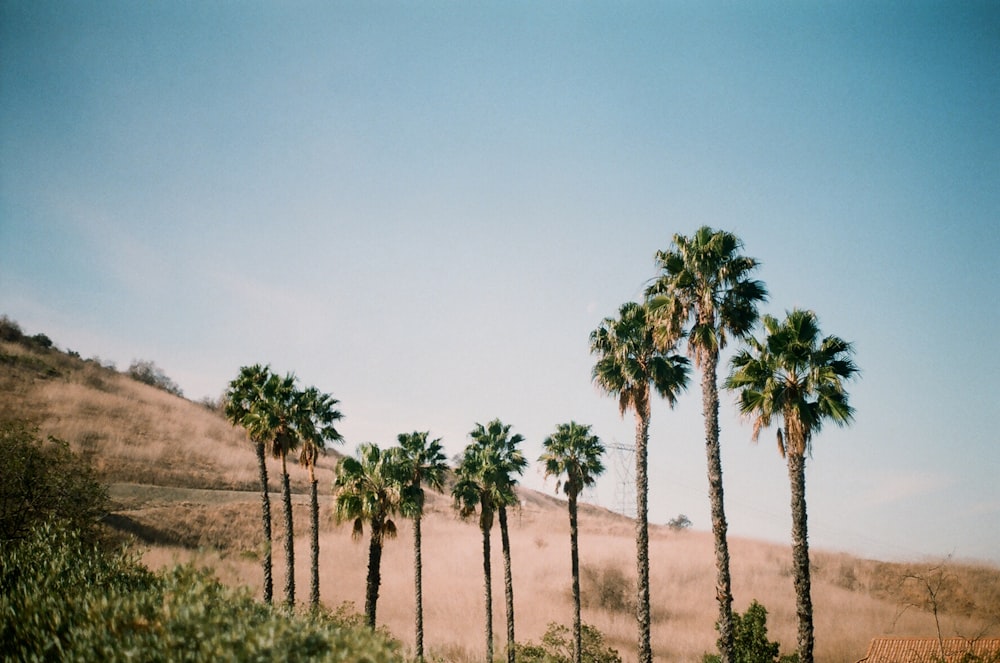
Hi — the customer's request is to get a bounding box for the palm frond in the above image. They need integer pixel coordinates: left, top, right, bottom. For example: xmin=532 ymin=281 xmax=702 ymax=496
xmin=726 ymin=307 xmax=858 ymax=460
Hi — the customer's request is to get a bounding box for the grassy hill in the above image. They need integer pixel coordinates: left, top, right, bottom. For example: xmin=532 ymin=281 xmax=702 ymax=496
xmin=2 ymin=322 xmax=998 ymax=662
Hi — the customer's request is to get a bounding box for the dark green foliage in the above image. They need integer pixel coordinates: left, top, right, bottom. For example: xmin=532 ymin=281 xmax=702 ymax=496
xmin=514 ymin=623 xmax=622 ymax=663
xmin=0 ymin=419 xmax=108 ymax=543
xmin=702 ymin=601 xmax=798 ymax=663
xmin=0 ymin=316 xmax=58 ymax=351
xmin=0 ymin=524 xmax=404 ymax=662
xmin=0 ymin=315 xmax=23 ymax=342
xmin=30 ymin=333 xmax=53 ymax=349
xmin=127 ymin=359 xmax=184 ymax=397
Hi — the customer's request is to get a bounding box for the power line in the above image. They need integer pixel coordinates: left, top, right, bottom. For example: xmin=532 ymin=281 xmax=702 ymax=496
xmin=607 ymin=441 xmax=636 ymax=520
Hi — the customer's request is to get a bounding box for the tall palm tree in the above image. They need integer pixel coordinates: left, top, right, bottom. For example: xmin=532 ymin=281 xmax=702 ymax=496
xmin=224 ymin=364 xmax=276 ymax=604
xmin=397 ymin=431 xmax=448 ymax=662
xmin=243 ymin=370 xmax=300 ymax=607
xmin=540 ymin=421 xmax=606 ymax=663
xmin=333 ymin=442 xmax=406 ymax=628
xmin=452 ymin=444 xmax=497 ymax=663
xmin=295 ymin=386 xmax=344 ymax=610
xmin=590 ymin=301 xmax=689 ymax=663
xmin=726 ymin=309 xmax=857 ymax=663
xmin=646 ymin=227 xmax=767 ymax=662
xmin=469 ymin=419 xmax=527 ymax=663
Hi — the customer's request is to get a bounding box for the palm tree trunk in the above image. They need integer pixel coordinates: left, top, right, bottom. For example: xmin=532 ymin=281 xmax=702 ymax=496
xmin=365 ymin=524 xmax=383 ymax=629
xmin=414 ymin=512 xmax=425 ymax=662
xmin=569 ymin=490 xmax=582 ymax=663
xmin=702 ymin=350 xmax=734 ymax=662
xmin=498 ymin=505 xmax=515 ymax=663
xmin=281 ymin=452 xmax=295 ymax=607
xmin=634 ymin=408 xmax=652 ymax=663
xmin=309 ymin=463 xmax=320 ymax=610
xmin=256 ymin=439 xmax=273 ymax=605
xmin=788 ymin=449 xmax=814 ymax=663
xmin=482 ymin=523 xmax=494 ymax=663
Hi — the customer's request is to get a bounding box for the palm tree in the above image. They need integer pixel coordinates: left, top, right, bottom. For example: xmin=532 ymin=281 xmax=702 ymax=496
xmin=333 ymin=442 xmax=406 ymax=628
xmin=646 ymin=227 xmax=767 ymax=662
xmin=452 ymin=445 xmax=495 ymax=662
xmin=295 ymin=386 xmax=344 ymax=610
xmin=540 ymin=421 xmax=606 ymax=663
xmin=397 ymin=431 xmax=448 ymax=662
xmin=590 ymin=301 xmax=689 ymax=663
xmin=726 ymin=309 xmax=858 ymax=663
xmin=243 ymin=370 xmax=301 ymax=607
xmin=470 ymin=419 xmax=527 ymax=663
xmin=224 ymin=364 xmax=276 ymax=604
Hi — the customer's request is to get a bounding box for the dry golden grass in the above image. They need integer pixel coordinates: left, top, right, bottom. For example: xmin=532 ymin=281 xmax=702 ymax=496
xmin=4 ymin=339 xmax=1000 ymax=662
xmin=135 ymin=497 xmax=1000 ymax=663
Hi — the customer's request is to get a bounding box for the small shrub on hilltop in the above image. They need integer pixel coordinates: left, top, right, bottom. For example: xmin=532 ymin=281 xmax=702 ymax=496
xmin=514 ymin=622 xmax=622 ymax=663
xmin=702 ymin=600 xmax=798 ymax=663
xmin=126 ymin=359 xmax=184 ymax=397
xmin=0 ymin=524 xmax=404 ymax=662
xmin=667 ymin=513 xmax=692 ymax=531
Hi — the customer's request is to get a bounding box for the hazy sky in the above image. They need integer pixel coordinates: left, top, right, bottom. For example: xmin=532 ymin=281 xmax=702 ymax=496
xmin=2 ymin=2 xmax=998 ymax=564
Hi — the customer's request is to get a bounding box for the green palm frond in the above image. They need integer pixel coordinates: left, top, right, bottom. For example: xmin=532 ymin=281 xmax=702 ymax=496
xmin=726 ymin=308 xmax=858 ymax=459
xmin=590 ymin=301 xmax=689 ymax=418
xmin=647 ymin=226 xmax=768 ymax=367
xmin=334 ymin=442 xmax=407 ymax=545
xmin=397 ymin=430 xmax=449 ymax=520
xmin=540 ymin=421 xmax=606 ymax=499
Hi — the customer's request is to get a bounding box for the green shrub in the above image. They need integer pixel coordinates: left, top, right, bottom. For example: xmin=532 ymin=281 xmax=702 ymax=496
xmin=0 ymin=524 xmax=405 ymax=662
xmin=702 ymin=600 xmax=798 ymax=663
xmin=514 ymin=622 xmax=622 ymax=663
xmin=0 ymin=419 xmax=108 ymax=543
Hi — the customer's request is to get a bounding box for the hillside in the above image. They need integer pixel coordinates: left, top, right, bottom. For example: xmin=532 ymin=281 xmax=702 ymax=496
xmin=2 ymin=326 xmax=998 ymax=662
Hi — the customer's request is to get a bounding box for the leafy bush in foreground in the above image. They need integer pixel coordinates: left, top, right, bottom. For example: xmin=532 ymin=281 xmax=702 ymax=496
xmin=514 ymin=622 xmax=622 ymax=663
xmin=0 ymin=524 xmax=404 ymax=663
xmin=0 ymin=419 xmax=108 ymax=543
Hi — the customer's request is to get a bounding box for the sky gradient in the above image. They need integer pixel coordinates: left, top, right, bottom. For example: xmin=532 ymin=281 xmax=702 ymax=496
xmin=2 ymin=1 xmax=998 ymax=564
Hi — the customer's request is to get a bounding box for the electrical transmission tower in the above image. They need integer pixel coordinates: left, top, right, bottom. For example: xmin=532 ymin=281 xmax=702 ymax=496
xmin=606 ymin=441 xmax=636 ymax=520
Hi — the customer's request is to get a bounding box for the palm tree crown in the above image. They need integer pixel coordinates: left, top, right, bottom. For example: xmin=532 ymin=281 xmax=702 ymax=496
xmin=727 ymin=308 xmax=858 ymax=456
xmin=334 ymin=443 xmax=405 ymax=545
xmin=590 ymin=301 xmax=690 ymax=420
xmin=469 ymin=419 xmax=528 ymax=504
xmin=296 ymin=386 xmax=345 ymax=471
xmin=397 ymin=431 xmax=448 ymax=517
xmin=646 ymin=226 xmax=767 ymax=364
xmin=540 ymin=421 xmax=605 ymax=500
xmin=241 ymin=370 xmax=300 ymax=462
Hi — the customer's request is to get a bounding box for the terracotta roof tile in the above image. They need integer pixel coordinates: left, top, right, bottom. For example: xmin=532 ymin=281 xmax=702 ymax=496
xmin=861 ymin=638 xmax=1000 ymax=663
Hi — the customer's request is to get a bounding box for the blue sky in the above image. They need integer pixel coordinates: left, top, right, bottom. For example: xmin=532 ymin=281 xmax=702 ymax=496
xmin=2 ymin=1 xmax=998 ymax=564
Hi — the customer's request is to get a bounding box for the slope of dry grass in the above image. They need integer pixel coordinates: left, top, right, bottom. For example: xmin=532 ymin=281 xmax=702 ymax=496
xmin=3 ymin=336 xmax=999 ymax=662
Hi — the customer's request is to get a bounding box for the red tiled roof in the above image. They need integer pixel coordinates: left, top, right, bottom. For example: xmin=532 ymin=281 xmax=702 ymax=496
xmin=861 ymin=638 xmax=1000 ymax=663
